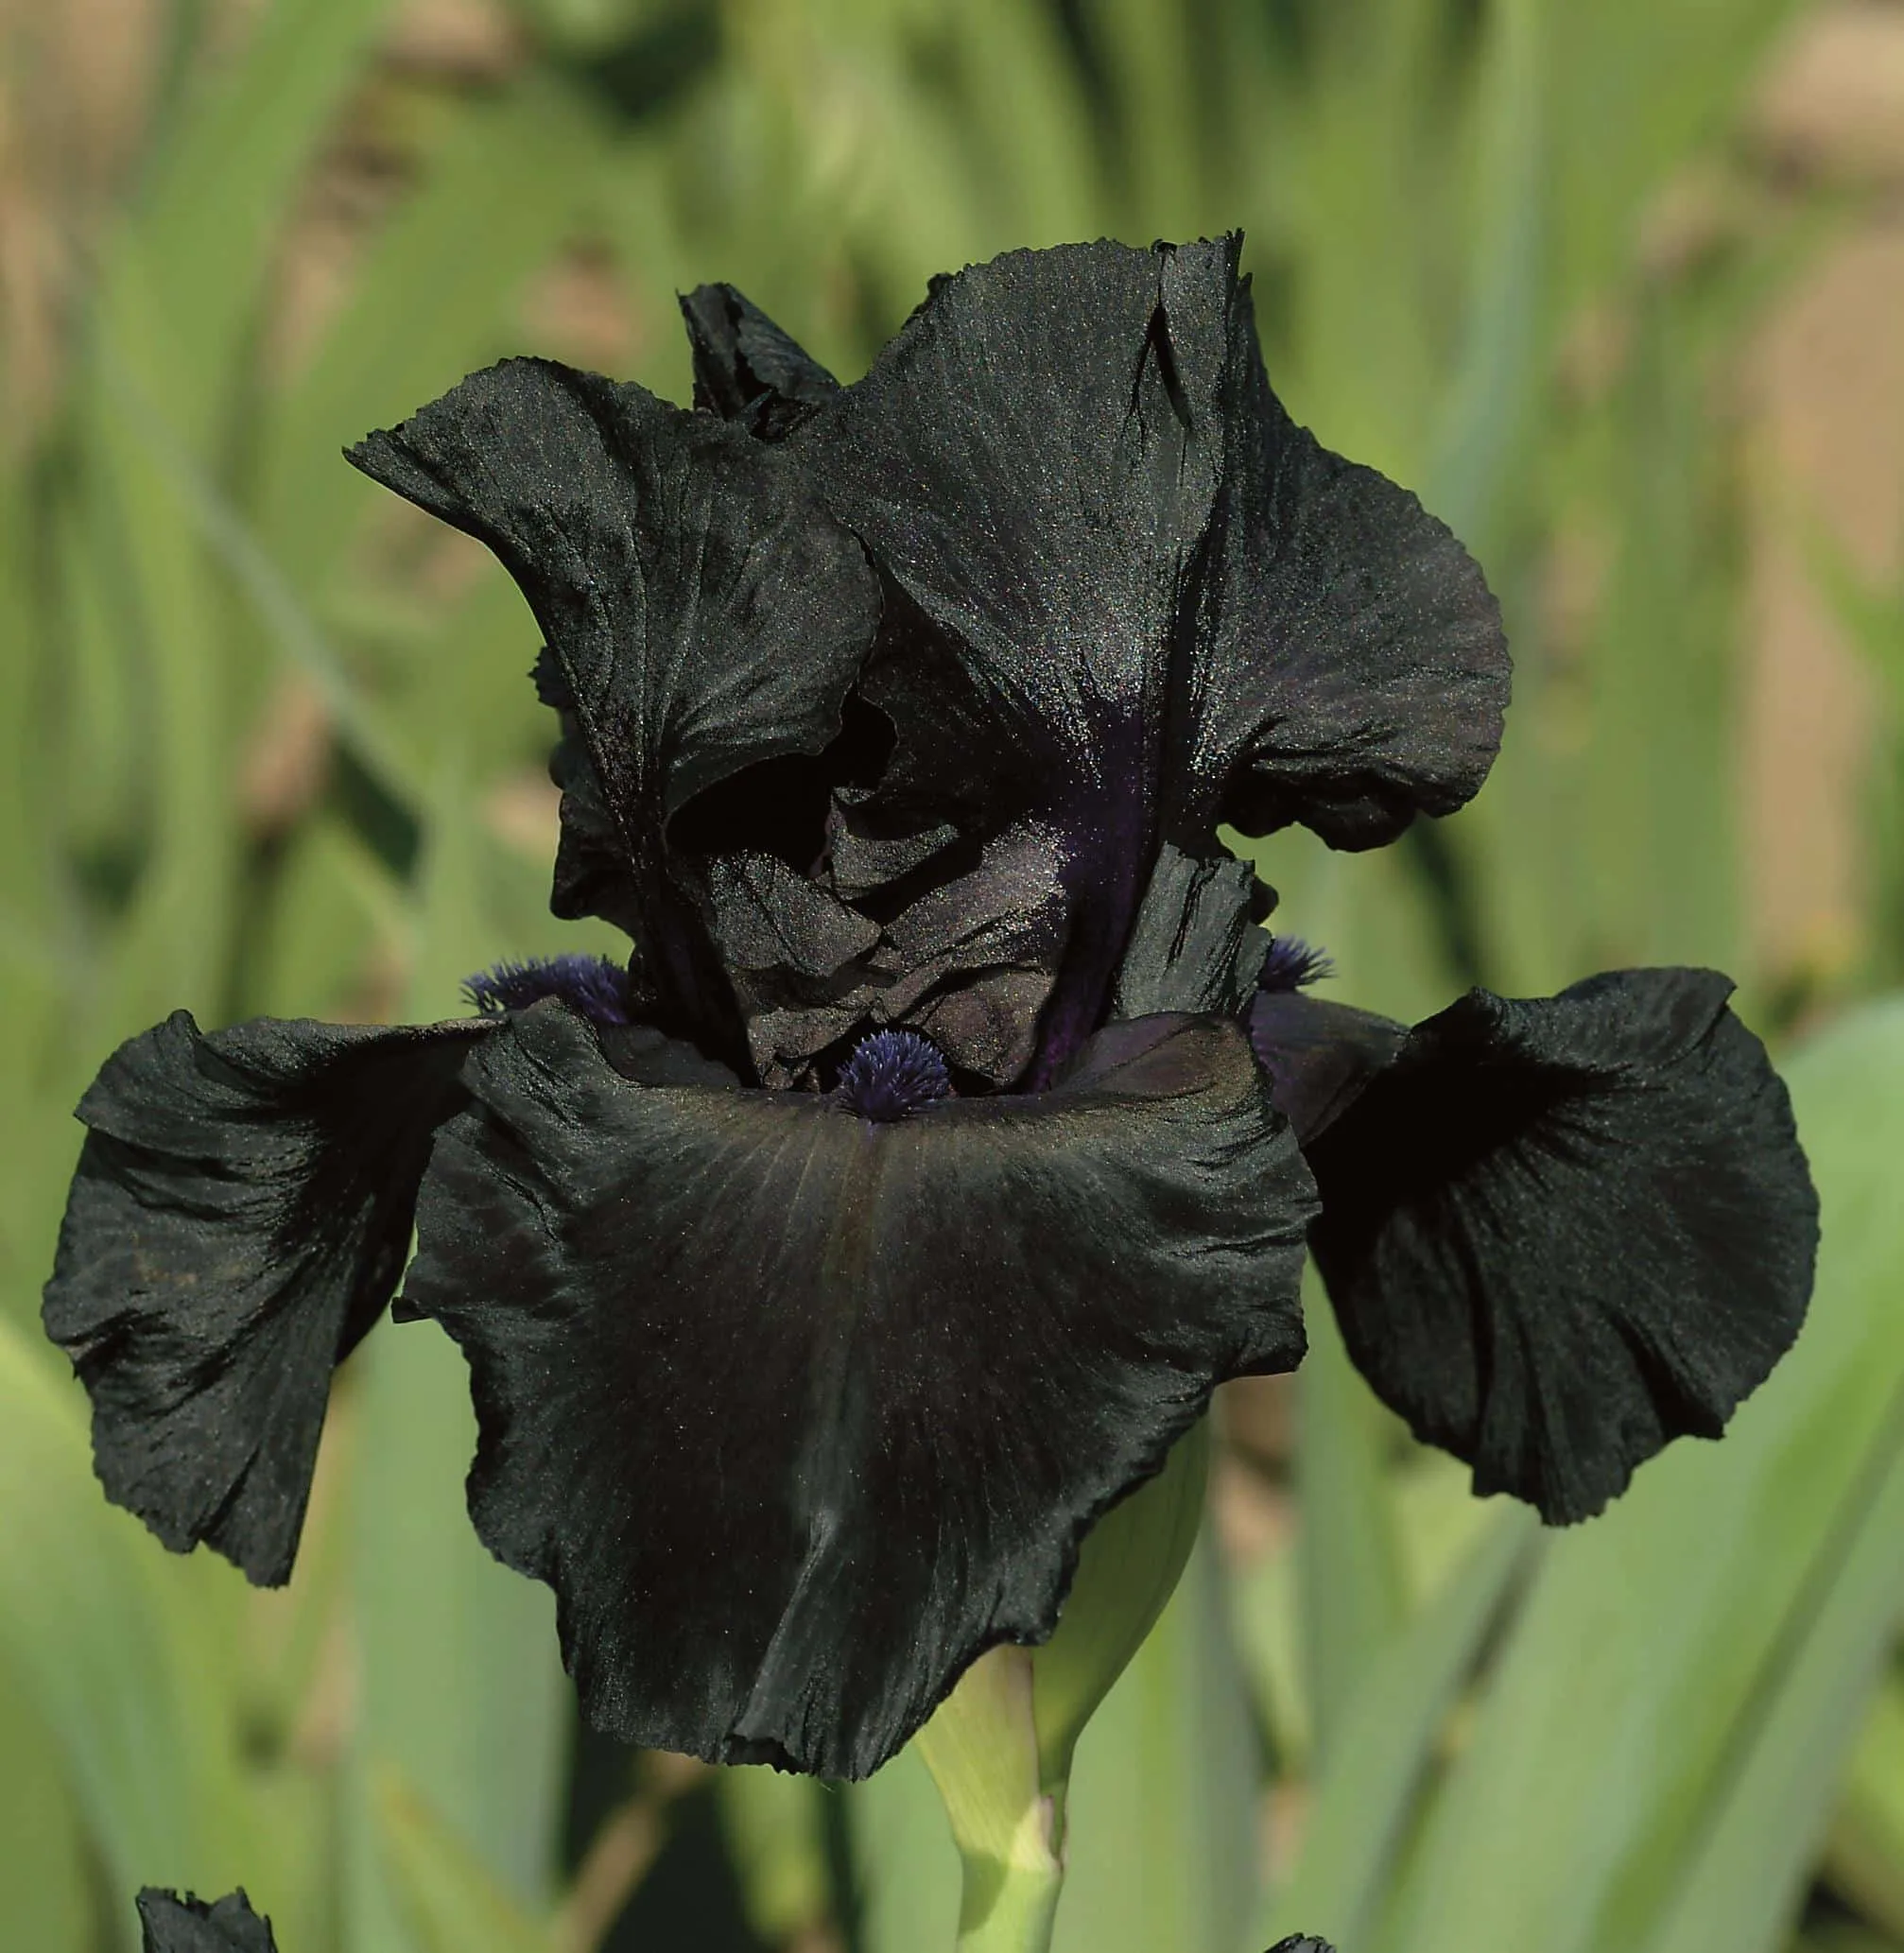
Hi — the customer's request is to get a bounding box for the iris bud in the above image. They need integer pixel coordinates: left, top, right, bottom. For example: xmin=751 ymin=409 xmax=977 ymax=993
xmin=914 ymin=1421 xmax=1211 ymax=1952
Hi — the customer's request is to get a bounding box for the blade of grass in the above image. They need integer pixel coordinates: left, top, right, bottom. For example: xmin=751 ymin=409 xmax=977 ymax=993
xmin=1822 ymin=1674 xmax=1904 ymax=1939
xmin=114 ymin=0 xmax=396 ymax=438
xmin=375 ymin=1766 xmax=564 ymax=1953
xmin=1642 ymin=1376 xmax=1904 ymax=1953
xmin=0 ymin=1652 xmax=90 ymax=1952
xmin=848 ymin=1745 xmax=962 ymax=1953
xmin=259 ymin=74 xmax=614 ymax=600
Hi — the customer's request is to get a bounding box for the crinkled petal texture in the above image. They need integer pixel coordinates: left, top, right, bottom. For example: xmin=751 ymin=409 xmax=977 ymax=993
xmin=1270 ymin=969 xmax=1819 ymax=1524
xmin=137 ymin=1891 xmax=278 ymax=1953
xmin=1191 ymin=267 xmax=1508 ymax=848
xmin=787 ymin=237 xmax=1506 ymax=1074
xmin=43 ymin=1011 xmax=486 ymax=1584
xmin=348 ymin=357 xmax=881 ymax=1066
xmin=404 ymin=1002 xmax=1315 ymax=1779
xmin=680 ymin=282 xmax=840 ymax=437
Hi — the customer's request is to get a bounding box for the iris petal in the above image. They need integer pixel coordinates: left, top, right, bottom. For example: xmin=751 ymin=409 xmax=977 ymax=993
xmin=1189 ymin=269 xmax=1509 ymax=850
xmin=679 ymin=282 xmax=840 ymax=437
xmin=349 ymin=358 xmax=880 ymax=1063
xmin=137 ymin=1891 xmax=278 ymax=1953
xmin=789 ymin=242 xmax=1230 ymax=1071
xmin=789 ymin=236 xmax=1505 ymax=1071
xmin=1113 ymin=844 xmax=1272 ymax=1019
xmin=1287 ymin=970 xmax=1818 ymax=1524
xmin=43 ymin=1011 xmax=486 ymax=1584
xmin=1247 ymin=989 xmax=1408 ymax=1143
xmin=403 ymin=1001 xmax=1314 ymax=1778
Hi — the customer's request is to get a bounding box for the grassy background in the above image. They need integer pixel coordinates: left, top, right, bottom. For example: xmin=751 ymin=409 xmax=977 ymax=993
xmin=4 ymin=1 xmax=1904 ymax=1949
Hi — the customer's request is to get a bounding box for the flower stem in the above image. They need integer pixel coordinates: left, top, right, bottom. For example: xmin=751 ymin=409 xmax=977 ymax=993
xmin=916 ymin=1648 xmax=1066 ymax=1953
xmin=953 ymin=1845 xmax=1065 ymax=1953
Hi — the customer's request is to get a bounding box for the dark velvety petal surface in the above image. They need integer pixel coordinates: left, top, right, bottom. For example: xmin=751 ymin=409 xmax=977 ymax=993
xmin=545 ymin=717 xmax=647 ymax=939
xmin=405 ymin=1002 xmax=1314 ymax=1779
xmin=680 ymin=283 xmax=840 ymax=437
xmin=791 ymin=243 xmax=1223 ymax=789
xmin=793 ymin=236 xmax=1505 ymax=1074
xmin=1112 ymin=844 xmax=1270 ymax=1020
xmin=1190 ymin=276 xmax=1509 ymax=849
xmin=350 ymin=359 xmax=874 ymax=827
xmin=43 ymin=1011 xmax=487 ymax=1584
xmin=1247 ymin=989 xmax=1408 ymax=1143
xmin=1307 ymin=969 xmax=1819 ymax=1524
xmin=137 ymin=1891 xmax=277 ymax=1953
xmin=349 ymin=359 xmax=880 ymax=1060
xmin=790 ymin=241 xmax=1232 ymax=1072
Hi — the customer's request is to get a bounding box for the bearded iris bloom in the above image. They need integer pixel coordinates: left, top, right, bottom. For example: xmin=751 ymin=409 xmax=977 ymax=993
xmin=43 ymin=236 xmax=1815 ymax=1784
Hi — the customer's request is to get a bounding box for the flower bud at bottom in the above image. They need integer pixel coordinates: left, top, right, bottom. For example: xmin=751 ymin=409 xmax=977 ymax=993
xmin=913 ymin=1421 xmax=1212 ymax=1953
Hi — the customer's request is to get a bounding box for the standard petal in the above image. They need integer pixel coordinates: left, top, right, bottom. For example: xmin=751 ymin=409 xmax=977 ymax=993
xmin=790 ymin=240 xmax=1233 ymax=1069
xmin=43 ymin=1011 xmax=487 ymax=1584
xmin=1188 ymin=274 xmax=1509 ymax=848
xmin=350 ymin=359 xmax=874 ymax=826
xmin=679 ymin=282 xmax=840 ymax=437
xmin=404 ymin=1002 xmax=1314 ymax=1779
xmin=1305 ymin=969 xmax=1819 ymax=1524
xmin=137 ymin=1890 xmax=278 ymax=1953
xmin=790 ymin=241 xmax=1222 ymax=786
xmin=349 ymin=359 xmax=880 ymax=1060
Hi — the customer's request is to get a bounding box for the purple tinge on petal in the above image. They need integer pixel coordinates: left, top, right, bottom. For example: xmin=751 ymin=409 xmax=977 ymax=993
xmin=464 ymin=955 xmax=635 ymax=1030
xmin=1258 ymin=935 xmax=1333 ymax=993
xmin=835 ymin=1028 xmax=952 ymax=1122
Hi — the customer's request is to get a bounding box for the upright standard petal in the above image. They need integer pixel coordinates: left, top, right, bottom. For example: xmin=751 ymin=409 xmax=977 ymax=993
xmin=349 ymin=359 xmax=880 ymax=1063
xmin=789 ymin=240 xmax=1231 ymax=1072
xmin=680 ymin=282 xmax=840 ymax=437
xmin=404 ymin=1003 xmax=1314 ymax=1779
xmin=1186 ymin=270 xmax=1509 ymax=850
xmin=790 ymin=237 xmax=1506 ymax=1073
xmin=137 ymin=1891 xmax=278 ymax=1953
xmin=1290 ymin=969 xmax=1818 ymax=1523
xmin=43 ymin=1011 xmax=487 ymax=1584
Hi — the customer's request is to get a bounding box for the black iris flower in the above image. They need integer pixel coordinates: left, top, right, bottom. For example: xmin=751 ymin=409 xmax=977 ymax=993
xmin=43 ymin=236 xmax=1817 ymax=1782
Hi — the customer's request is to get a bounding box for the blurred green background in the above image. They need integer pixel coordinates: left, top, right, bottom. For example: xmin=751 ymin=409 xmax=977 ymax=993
xmin=5 ymin=1 xmax=1904 ymax=1949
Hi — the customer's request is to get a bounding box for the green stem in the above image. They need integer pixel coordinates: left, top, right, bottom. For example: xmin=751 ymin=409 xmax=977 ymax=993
xmin=954 ymin=1847 xmax=1065 ymax=1953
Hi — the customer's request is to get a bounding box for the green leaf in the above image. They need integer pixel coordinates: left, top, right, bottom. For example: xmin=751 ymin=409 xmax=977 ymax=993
xmin=375 ymin=1766 xmax=564 ymax=1953
xmin=1296 ymin=1290 xmax=1409 ymax=1770
xmin=1050 ymin=1538 xmax=1259 ymax=1953
xmin=1261 ymin=1506 xmax=1537 ymax=1951
xmin=0 ymin=1316 xmax=263 ymax=1914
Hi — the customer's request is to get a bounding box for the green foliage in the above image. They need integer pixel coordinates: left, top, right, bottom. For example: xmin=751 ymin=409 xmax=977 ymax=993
xmin=1 ymin=1 xmax=1895 ymax=1949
